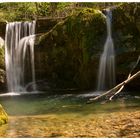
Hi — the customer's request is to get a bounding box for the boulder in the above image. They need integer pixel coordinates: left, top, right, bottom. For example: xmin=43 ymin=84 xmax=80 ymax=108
xmin=35 ymin=8 xmax=106 ymax=90
xmin=0 ymin=39 xmax=6 ymax=92
xmin=0 ymin=104 xmax=8 ymax=125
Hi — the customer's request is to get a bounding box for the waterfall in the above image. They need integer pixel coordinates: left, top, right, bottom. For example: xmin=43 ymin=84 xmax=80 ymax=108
xmin=97 ymin=9 xmax=116 ymax=91
xmin=5 ymin=21 xmax=36 ymax=92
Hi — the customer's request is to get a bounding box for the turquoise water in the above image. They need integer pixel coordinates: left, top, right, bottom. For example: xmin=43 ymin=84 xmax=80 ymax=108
xmin=0 ymin=91 xmax=140 ymax=138
xmin=0 ymin=91 xmax=140 ymax=116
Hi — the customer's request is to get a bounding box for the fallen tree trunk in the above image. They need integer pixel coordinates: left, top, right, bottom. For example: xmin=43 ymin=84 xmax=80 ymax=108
xmin=109 ymin=55 xmax=140 ymax=100
xmin=87 ymin=55 xmax=140 ymax=103
xmin=88 ymin=70 xmax=140 ymax=103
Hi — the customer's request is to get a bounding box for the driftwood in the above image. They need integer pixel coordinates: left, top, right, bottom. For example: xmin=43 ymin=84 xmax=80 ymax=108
xmin=87 ymin=56 xmax=140 ymax=103
xmin=109 ymin=55 xmax=140 ymax=100
xmin=88 ymin=70 xmax=140 ymax=102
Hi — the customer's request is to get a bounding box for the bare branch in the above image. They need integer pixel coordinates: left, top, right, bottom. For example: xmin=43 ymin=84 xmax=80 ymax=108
xmin=87 ymin=55 xmax=140 ymax=103
xmin=88 ymin=70 xmax=140 ymax=103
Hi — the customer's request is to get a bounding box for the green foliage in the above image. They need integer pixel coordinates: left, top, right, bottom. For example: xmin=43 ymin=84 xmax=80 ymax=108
xmin=0 ymin=2 xmax=36 ymax=21
xmin=0 ymin=2 xmax=122 ymax=22
xmin=35 ymin=2 xmax=49 ymax=16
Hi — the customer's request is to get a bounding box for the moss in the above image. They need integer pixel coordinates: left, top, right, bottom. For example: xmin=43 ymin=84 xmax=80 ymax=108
xmin=112 ymin=3 xmax=140 ymax=52
xmin=0 ymin=46 xmax=5 ymax=69
xmin=36 ymin=8 xmax=106 ymax=90
xmin=0 ymin=44 xmax=5 ymax=88
xmin=0 ymin=104 xmax=8 ymax=125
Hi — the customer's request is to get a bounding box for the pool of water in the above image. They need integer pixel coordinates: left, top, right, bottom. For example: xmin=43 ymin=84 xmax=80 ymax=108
xmin=0 ymin=91 xmax=140 ymax=137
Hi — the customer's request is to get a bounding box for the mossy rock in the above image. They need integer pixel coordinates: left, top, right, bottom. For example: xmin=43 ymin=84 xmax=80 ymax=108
xmin=0 ymin=45 xmax=5 ymax=69
xmin=0 ymin=43 xmax=6 ymax=91
xmin=111 ymin=3 xmax=140 ymax=90
xmin=36 ymin=17 xmax=65 ymax=35
xmin=0 ymin=104 xmax=8 ymax=125
xmin=35 ymin=8 xmax=106 ymax=90
xmin=112 ymin=3 xmax=140 ymax=53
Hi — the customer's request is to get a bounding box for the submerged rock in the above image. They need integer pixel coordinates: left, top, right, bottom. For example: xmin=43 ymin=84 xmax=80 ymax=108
xmin=0 ymin=110 xmax=140 ymax=137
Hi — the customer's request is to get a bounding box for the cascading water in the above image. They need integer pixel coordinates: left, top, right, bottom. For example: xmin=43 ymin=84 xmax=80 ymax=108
xmin=97 ymin=9 xmax=116 ymax=91
xmin=5 ymin=21 xmax=36 ymax=92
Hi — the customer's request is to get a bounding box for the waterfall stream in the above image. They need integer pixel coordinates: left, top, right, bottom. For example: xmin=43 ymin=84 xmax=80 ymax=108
xmin=5 ymin=21 xmax=36 ymax=92
xmin=97 ymin=9 xmax=116 ymax=91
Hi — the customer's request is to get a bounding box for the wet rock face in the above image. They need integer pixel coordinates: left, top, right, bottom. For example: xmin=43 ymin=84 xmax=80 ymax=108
xmin=0 ymin=22 xmax=6 ymax=39
xmin=0 ymin=18 xmax=64 ymax=40
xmin=36 ymin=17 xmax=65 ymax=35
xmin=35 ymin=9 xmax=106 ymax=90
xmin=0 ymin=69 xmax=6 ymax=90
xmin=0 ymin=42 xmax=6 ymax=92
xmin=112 ymin=3 xmax=140 ymax=53
xmin=112 ymin=3 xmax=140 ymax=90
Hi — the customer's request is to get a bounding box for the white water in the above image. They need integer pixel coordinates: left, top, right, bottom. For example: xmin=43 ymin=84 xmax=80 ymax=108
xmin=5 ymin=21 xmax=36 ymax=92
xmin=97 ymin=9 xmax=116 ymax=91
xmin=0 ymin=37 xmax=4 ymax=47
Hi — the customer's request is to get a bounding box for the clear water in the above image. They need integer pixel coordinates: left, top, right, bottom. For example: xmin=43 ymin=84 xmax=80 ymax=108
xmin=0 ymin=92 xmax=140 ymax=137
xmin=0 ymin=92 xmax=139 ymax=116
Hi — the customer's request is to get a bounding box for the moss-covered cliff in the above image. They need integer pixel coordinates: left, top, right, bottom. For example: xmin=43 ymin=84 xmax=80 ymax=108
xmin=0 ymin=39 xmax=6 ymax=92
xmin=35 ymin=8 xmax=106 ymax=90
xmin=112 ymin=3 xmax=140 ymax=90
xmin=0 ymin=22 xmax=6 ymax=39
xmin=35 ymin=4 xmax=140 ymax=91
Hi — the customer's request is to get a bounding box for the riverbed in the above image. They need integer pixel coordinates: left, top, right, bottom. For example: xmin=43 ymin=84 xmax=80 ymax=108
xmin=0 ymin=92 xmax=140 ymax=137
